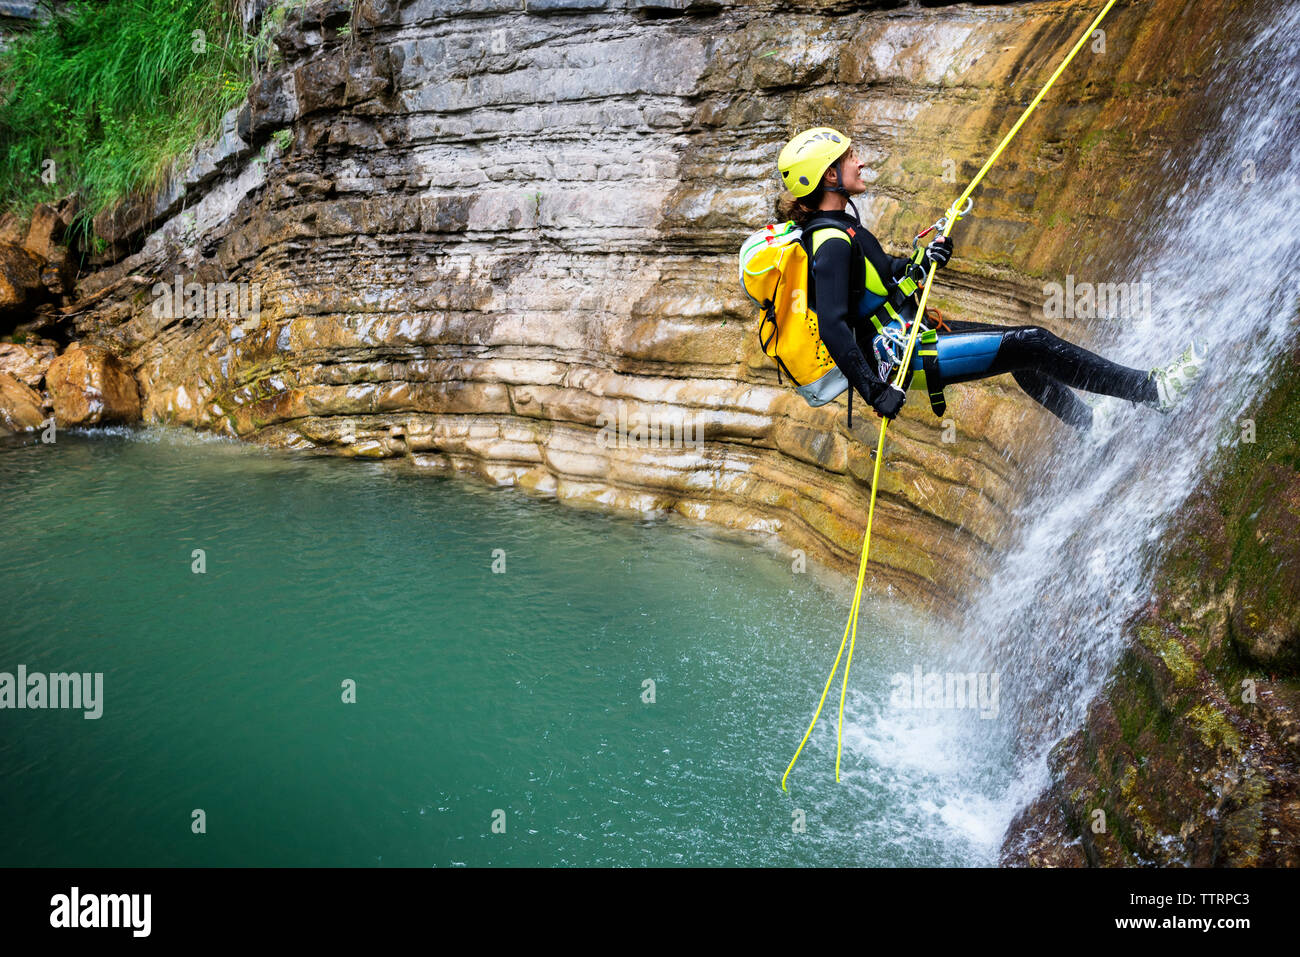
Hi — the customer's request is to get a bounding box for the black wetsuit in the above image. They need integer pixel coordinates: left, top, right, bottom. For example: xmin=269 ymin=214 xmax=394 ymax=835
xmin=804 ymin=208 xmax=1158 ymax=427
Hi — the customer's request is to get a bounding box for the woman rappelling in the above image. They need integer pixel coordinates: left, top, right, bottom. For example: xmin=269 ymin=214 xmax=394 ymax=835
xmin=763 ymin=126 xmax=1207 ymax=428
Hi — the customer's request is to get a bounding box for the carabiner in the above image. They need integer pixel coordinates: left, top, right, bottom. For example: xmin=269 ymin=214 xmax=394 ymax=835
xmin=944 ymin=197 xmax=974 ymax=229
xmin=913 ymin=218 xmax=944 ymax=248
xmin=914 ymin=198 xmax=974 ymax=247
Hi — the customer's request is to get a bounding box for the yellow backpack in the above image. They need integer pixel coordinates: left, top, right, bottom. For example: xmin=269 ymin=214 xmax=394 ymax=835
xmin=738 ymin=218 xmax=848 ymax=409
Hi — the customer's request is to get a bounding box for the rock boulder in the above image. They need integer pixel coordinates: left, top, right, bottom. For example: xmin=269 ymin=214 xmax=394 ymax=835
xmin=45 ymin=342 xmax=142 ymax=426
xmin=0 ymin=371 xmax=47 ymax=434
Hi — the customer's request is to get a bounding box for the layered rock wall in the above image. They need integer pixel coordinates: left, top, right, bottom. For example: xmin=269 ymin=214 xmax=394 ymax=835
xmin=52 ymin=0 xmax=1251 ymax=610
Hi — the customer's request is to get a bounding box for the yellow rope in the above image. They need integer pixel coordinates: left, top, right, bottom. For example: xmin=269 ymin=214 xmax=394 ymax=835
xmin=782 ymin=0 xmax=1120 ymax=791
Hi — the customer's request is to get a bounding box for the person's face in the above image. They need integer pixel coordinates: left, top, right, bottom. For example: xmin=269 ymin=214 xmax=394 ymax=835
xmin=825 ymin=145 xmax=867 ymax=194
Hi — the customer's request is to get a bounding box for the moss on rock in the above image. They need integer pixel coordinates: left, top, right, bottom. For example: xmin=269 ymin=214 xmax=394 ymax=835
xmin=1004 ymin=345 xmax=1300 ymax=867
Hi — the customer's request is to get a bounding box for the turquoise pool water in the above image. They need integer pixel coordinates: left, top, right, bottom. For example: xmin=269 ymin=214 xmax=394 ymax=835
xmin=0 ymin=428 xmax=1004 ymax=866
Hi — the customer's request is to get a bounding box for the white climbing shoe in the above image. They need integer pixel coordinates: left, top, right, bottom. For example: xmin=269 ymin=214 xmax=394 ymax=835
xmin=1149 ymin=339 xmax=1209 ymax=413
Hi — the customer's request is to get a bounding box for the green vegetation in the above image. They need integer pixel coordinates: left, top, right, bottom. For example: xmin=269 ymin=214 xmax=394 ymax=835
xmin=0 ymin=0 xmax=256 ymax=240
xmin=1135 ymin=623 xmax=1198 ymax=689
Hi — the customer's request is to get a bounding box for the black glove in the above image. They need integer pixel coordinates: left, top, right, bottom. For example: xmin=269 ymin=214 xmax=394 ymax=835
xmin=923 ymin=236 xmax=953 ymax=269
xmin=871 ymin=384 xmax=906 ymax=420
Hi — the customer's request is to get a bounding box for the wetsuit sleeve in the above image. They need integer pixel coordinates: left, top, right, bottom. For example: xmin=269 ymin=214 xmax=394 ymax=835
xmin=811 ymin=235 xmax=888 ymax=405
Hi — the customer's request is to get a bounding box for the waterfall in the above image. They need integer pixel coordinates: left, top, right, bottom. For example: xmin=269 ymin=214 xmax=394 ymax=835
xmin=974 ymin=0 xmax=1300 ymax=843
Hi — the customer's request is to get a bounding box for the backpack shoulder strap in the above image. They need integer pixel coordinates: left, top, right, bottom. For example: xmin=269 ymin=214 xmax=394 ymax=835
xmin=804 ymin=216 xmax=911 ymax=302
xmin=800 ymin=216 xmax=856 ymax=259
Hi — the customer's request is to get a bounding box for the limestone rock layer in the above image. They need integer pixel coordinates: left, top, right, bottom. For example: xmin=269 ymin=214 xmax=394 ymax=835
xmin=67 ymin=0 xmax=1248 ymax=610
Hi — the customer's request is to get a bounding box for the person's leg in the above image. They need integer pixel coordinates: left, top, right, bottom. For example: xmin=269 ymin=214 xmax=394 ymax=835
xmin=1010 ymin=369 xmax=1093 ymax=428
xmin=985 ymin=326 xmax=1156 ymax=404
xmin=911 ymin=322 xmax=1134 ymax=427
xmin=866 ymin=316 xmax=1152 ymax=421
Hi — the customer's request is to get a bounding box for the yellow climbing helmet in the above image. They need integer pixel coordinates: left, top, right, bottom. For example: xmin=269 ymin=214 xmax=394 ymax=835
xmin=778 ymin=127 xmax=851 ymax=198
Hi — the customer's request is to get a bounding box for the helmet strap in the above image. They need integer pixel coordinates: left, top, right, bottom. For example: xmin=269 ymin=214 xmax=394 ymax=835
xmin=826 ymin=157 xmax=853 ymax=198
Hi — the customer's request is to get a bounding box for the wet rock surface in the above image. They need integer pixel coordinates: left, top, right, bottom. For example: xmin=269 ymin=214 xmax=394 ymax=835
xmin=1003 ymin=348 xmax=1300 ymax=867
xmin=45 ymin=342 xmax=142 ymax=427
xmin=0 ymin=370 xmax=45 ymax=434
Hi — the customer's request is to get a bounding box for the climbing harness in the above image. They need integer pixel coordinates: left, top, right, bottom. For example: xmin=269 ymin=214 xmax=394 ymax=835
xmin=871 ymin=323 xmax=908 ymax=381
xmin=781 ymin=0 xmax=1121 ymax=791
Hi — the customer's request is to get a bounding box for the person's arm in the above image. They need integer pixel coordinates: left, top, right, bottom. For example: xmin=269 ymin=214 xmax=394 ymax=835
xmin=811 ymin=235 xmax=904 ymax=417
xmin=855 ymin=226 xmax=953 ymax=285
